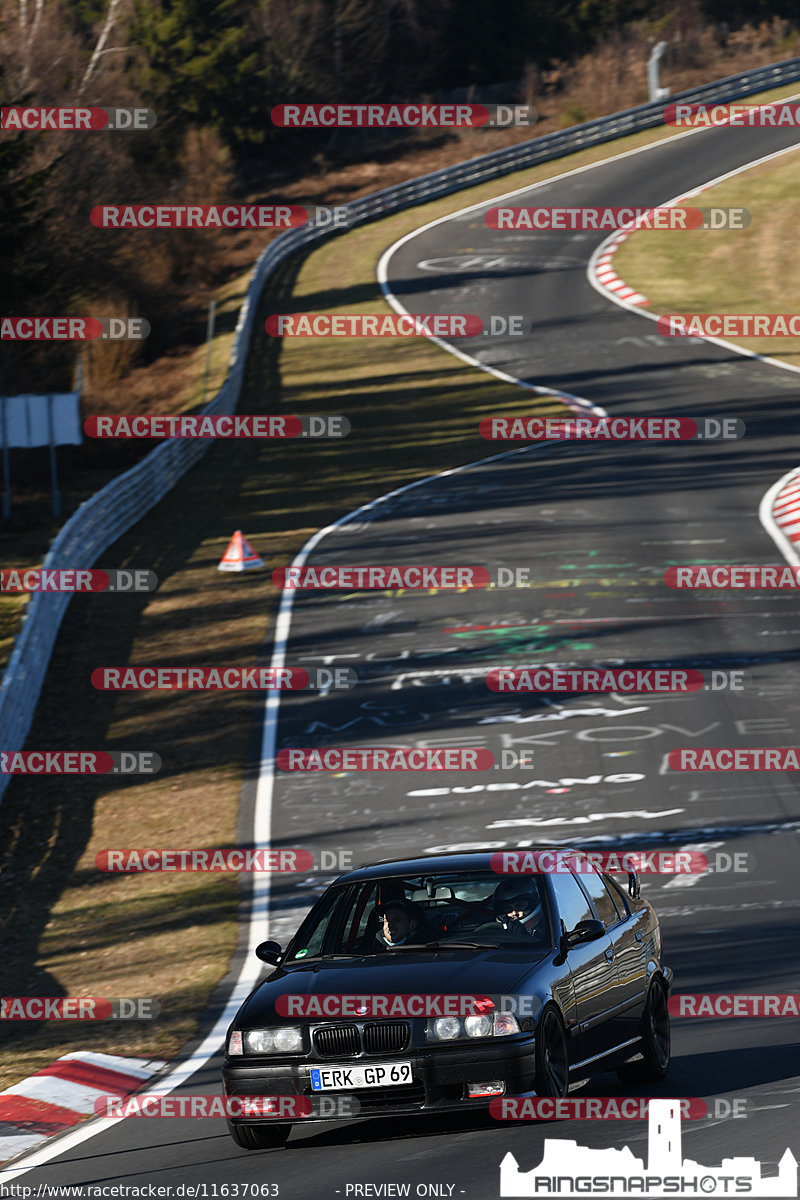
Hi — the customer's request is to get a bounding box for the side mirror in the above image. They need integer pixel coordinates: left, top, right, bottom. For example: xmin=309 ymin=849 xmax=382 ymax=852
xmin=564 ymin=918 xmax=605 ymax=948
xmin=255 ymin=940 xmax=283 ymax=965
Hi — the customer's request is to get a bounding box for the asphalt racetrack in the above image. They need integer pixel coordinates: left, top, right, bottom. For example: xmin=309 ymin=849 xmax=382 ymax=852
xmin=14 ymin=119 xmax=800 ymax=1197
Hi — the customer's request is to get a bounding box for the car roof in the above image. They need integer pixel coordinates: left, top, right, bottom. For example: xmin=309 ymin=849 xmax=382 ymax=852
xmin=333 ymin=848 xmax=582 ymax=884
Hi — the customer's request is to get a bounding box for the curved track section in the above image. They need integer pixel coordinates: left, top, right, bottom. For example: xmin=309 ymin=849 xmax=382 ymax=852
xmin=10 ymin=119 xmax=800 ymax=1196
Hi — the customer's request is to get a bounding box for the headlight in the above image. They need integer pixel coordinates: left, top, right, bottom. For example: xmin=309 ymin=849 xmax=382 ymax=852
xmin=433 ymin=1017 xmax=462 ymax=1040
xmin=427 ymin=1011 xmax=522 ymax=1042
xmin=244 ymin=1027 xmax=304 ymax=1054
xmin=464 ymin=1015 xmax=493 ymax=1038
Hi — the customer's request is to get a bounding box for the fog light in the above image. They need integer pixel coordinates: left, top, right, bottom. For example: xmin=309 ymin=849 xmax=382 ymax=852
xmin=228 ymin=1031 xmax=243 ymax=1055
xmin=467 ymin=1081 xmax=505 ymax=1097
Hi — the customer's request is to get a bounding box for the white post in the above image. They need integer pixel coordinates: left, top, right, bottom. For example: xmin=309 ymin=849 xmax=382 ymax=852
xmin=648 ymin=41 xmax=670 ymax=103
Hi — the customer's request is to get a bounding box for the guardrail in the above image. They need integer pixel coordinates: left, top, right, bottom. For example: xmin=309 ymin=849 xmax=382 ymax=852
xmin=2 ymin=54 xmax=799 ymax=799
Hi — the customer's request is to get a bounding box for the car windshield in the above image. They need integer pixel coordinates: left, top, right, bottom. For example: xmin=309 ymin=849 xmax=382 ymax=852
xmin=284 ymin=871 xmax=551 ymax=961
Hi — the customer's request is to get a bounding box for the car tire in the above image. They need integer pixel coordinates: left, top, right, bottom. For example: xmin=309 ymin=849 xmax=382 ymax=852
xmin=227 ymin=1121 xmax=292 ymax=1150
xmin=617 ymin=975 xmax=671 ymax=1083
xmin=534 ymin=1005 xmax=569 ymax=1098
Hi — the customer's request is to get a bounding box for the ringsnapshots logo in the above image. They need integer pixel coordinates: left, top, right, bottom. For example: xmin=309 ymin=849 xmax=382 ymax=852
xmin=480 ymin=415 xmax=745 ymax=440
xmin=1 ymin=107 xmax=156 ymax=130
xmin=498 ymin=1097 xmax=797 ymax=1197
xmin=486 ymin=206 xmax=750 ymax=231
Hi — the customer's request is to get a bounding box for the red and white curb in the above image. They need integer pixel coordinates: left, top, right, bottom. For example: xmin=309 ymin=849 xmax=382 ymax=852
xmin=593 ymin=230 xmax=650 ymax=306
xmin=0 ymin=1052 xmax=166 ymax=1163
xmin=760 ymin=465 xmax=800 ymax=567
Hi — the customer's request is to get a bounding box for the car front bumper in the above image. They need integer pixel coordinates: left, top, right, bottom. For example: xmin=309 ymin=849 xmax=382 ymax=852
xmin=222 ymin=1036 xmax=537 ymax=1123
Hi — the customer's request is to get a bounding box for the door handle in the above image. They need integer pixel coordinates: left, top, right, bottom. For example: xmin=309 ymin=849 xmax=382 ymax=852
xmin=604 ymin=947 xmax=614 ymax=962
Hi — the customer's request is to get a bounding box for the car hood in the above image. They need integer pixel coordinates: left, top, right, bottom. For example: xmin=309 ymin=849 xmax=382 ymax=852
xmin=238 ymin=948 xmax=547 ymax=1026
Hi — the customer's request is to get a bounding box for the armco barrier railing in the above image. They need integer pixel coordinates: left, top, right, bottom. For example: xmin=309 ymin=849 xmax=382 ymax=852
xmin=2 ymin=55 xmax=800 ymax=798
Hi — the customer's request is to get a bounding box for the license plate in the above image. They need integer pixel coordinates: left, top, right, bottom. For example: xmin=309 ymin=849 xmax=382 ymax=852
xmin=309 ymin=1061 xmax=412 ymax=1091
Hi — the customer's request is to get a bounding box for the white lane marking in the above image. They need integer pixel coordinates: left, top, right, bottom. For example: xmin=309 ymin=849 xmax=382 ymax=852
xmin=377 ymin=117 xmax=732 ymax=399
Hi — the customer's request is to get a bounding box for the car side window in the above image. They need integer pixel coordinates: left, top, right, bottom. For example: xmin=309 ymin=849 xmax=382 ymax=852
xmin=551 ymin=870 xmax=593 ymax=933
xmin=603 ymin=873 xmax=631 ymax=919
xmin=576 ymin=866 xmax=621 ymax=928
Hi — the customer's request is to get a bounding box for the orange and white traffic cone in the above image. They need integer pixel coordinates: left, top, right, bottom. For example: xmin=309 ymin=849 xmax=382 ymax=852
xmin=217 ymin=530 xmax=265 ymax=572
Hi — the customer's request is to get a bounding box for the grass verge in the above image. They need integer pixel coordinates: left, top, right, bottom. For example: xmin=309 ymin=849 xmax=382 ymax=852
xmin=611 ymin=123 xmax=800 ymax=368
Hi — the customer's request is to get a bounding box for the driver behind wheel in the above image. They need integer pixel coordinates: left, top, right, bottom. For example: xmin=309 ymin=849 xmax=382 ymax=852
xmin=491 ymin=878 xmax=544 ymax=939
xmin=376 ymin=899 xmax=432 ymax=948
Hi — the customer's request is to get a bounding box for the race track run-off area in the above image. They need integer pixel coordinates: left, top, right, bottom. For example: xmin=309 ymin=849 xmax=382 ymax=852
xmin=10 ymin=119 xmax=800 ymax=1196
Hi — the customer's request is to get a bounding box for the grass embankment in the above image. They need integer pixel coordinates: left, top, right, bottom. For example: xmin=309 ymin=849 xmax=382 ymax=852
xmin=613 ymin=138 xmax=800 ymax=368
xmin=2 ymin=84 xmax=799 ymax=1094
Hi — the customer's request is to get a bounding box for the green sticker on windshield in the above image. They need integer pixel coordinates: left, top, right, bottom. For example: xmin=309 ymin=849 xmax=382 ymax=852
xmin=295 ymin=949 xmax=308 ymax=957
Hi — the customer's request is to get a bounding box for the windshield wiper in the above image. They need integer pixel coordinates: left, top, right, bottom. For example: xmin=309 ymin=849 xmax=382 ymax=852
xmin=388 ymin=940 xmax=500 ymax=952
xmin=287 ymin=953 xmax=364 ymax=963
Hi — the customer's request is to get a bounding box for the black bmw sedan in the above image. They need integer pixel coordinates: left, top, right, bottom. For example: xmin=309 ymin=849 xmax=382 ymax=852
xmin=222 ymin=849 xmax=672 ymax=1149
